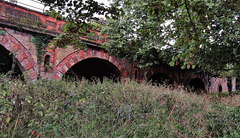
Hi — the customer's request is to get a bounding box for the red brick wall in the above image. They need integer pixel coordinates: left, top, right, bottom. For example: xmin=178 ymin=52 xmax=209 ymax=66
xmin=0 ymin=28 xmax=37 ymax=80
xmin=53 ymin=48 xmax=127 ymax=80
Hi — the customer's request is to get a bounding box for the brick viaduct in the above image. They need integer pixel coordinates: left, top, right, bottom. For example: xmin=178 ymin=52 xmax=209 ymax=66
xmin=0 ymin=1 xmax=236 ymax=93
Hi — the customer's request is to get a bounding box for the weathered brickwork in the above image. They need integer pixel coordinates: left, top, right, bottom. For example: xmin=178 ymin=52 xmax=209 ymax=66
xmin=55 ymin=46 xmax=78 ymax=65
xmin=53 ymin=49 xmax=127 ymax=80
xmin=0 ymin=28 xmax=37 ymax=80
xmin=210 ymin=78 xmax=228 ymax=93
xmin=7 ymin=29 xmax=37 ymax=63
xmin=0 ymin=1 xmax=65 ymax=33
xmin=2 ymin=23 xmax=229 ymax=93
xmin=0 ymin=0 xmax=236 ymax=92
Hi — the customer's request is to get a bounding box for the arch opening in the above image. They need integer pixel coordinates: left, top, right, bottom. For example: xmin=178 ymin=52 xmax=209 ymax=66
xmin=63 ymin=58 xmax=120 ymax=82
xmin=0 ymin=45 xmax=22 ymax=77
xmin=189 ymin=78 xmax=205 ymax=93
xmin=135 ymin=70 xmax=138 ymax=79
xmin=218 ymin=85 xmax=222 ymax=92
xmin=44 ymin=55 xmax=50 ymax=68
xmin=148 ymin=73 xmax=173 ymax=85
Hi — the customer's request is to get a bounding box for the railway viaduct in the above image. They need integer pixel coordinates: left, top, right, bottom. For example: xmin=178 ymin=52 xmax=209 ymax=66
xmin=0 ymin=0 xmax=236 ymax=93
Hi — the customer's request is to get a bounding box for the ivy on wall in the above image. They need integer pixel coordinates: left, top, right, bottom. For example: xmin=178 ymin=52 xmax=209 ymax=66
xmin=33 ymin=34 xmax=52 ymax=79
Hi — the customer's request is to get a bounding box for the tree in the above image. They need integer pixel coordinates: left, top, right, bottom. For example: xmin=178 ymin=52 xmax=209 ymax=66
xmin=39 ymin=0 xmax=240 ymax=76
xmin=39 ymin=0 xmax=117 ymax=49
xmin=102 ymin=0 xmax=239 ymax=75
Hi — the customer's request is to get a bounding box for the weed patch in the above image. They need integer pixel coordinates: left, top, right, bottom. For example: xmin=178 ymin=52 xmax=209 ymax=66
xmin=0 ymin=75 xmax=239 ymax=137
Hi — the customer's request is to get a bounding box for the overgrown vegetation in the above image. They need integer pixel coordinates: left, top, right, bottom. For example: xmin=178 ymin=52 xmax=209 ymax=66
xmin=0 ymin=74 xmax=239 ymax=137
xmin=33 ymin=34 xmax=51 ymax=78
xmin=34 ymin=34 xmax=51 ymax=65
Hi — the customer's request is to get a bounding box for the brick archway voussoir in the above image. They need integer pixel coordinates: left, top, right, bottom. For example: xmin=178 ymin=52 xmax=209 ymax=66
xmin=0 ymin=31 xmax=38 ymax=80
xmin=53 ymin=49 xmax=127 ymax=80
xmin=211 ymin=78 xmax=228 ymax=92
xmin=145 ymin=66 xmax=173 ymax=81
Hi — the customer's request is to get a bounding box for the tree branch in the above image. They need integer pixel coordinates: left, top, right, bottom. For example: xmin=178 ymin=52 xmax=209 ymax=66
xmin=184 ymin=0 xmax=198 ymax=40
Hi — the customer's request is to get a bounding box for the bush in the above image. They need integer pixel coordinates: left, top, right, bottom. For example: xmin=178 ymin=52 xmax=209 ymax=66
xmin=0 ymin=75 xmax=239 ymax=137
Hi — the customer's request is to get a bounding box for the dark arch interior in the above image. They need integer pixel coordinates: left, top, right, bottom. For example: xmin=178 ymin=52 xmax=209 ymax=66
xmin=148 ymin=73 xmax=173 ymax=85
xmin=218 ymin=85 xmax=222 ymax=92
xmin=63 ymin=58 xmax=120 ymax=82
xmin=0 ymin=45 xmax=22 ymax=77
xmin=44 ymin=55 xmax=50 ymax=68
xmin=189 ymin=78 xmax=205 ymax=93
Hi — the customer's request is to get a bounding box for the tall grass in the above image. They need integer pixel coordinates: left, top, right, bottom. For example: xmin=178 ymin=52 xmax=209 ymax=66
xmin=0 ymin=74 xmax=239 ymax=137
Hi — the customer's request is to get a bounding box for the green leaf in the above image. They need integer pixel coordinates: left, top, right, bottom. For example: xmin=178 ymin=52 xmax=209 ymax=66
xmin=192 ymin=64 xmax=196 ymax=69
xmin=39 ymin=111 xmax=43 ymax=117
xmin=40 ymin=103 xmax=44 ymax=109
xmin=6 ymin=117 xmax=10 ymax=123
xmin=180 ymin=45 xmax=185 ymax=50
xmin=169 ymin=61 xmax=174 ymax=67
xmin=181 ymin=65 xmax=186 ymax=69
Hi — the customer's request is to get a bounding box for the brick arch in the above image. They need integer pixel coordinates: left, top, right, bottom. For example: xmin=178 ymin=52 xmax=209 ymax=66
xmin=0 ymin=30 xmax=38 ymax=80
xmin=145 ymin=66 xmax=177 ymax=82
xmin=188 ymin=77 xmax=206 ymax=92
xmin=53 ymin=49 xmax=127 ymax=79
xmin=184 ymin=74 xmax=207 ymax=87
xmin=211 ymin=78 xmax=228 ymax=92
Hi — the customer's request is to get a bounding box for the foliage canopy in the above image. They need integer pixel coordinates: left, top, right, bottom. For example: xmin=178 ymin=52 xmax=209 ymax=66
xmin=39 ymin=0 xmax=239 ymax=75
xmin=102 ymin=0 xmax=239 ymax=74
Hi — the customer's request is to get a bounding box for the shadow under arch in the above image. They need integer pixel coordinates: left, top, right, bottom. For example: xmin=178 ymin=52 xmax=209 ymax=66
xmin=0 ymin=45 xmax=23 ymax=78
xmin=63 ymin=58 xmax=120 ymax=82
xmin=148 ymin=73 xmax=173 ymax=85
xmin=218 ymin=84 xmax=223 ymax=92
xmin=189 ymin=78 xmax=205 ymax=93
xmin=54 ymin=49 xmax=127 ymax=80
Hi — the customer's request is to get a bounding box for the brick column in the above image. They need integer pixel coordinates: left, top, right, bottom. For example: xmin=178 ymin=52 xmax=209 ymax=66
xmin=231 ymin=77 xmax=236 ymax=92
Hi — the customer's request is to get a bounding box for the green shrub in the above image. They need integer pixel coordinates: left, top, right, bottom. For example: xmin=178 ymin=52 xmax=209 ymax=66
xmin=0 ymin=75 xmax=239 ymax=137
